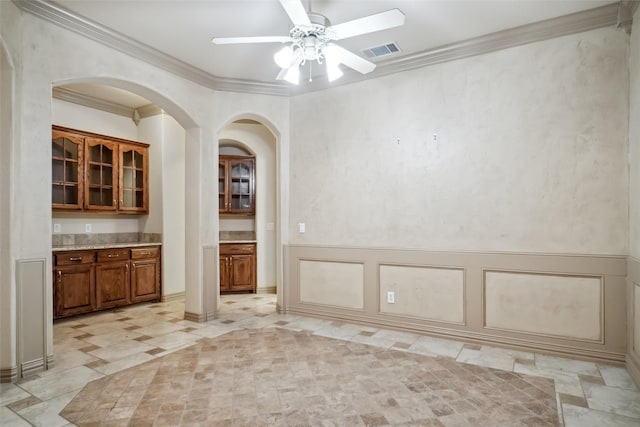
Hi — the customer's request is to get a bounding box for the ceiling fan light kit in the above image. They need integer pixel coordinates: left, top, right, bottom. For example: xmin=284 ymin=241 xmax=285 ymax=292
xmin=211 ymin=0 xmax=405 ymax=85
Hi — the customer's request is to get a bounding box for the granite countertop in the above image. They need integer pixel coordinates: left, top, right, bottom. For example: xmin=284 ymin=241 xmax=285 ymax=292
xmin=52 ymin=242 xmax=162 ymax=252
xmin=219 ymin=239 xmax=257 ymax=244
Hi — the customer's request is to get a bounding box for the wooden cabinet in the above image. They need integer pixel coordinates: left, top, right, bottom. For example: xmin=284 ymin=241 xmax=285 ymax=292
xmin=220 ymin=243 xmax=256 ymax=294
xmin=52 ymin=126 xmax=149 ymax=214
xmin=130 ymin=247 xmax=161 ymax=303
xmin=95 ymin=249 xmax=130 ymax=309
xmin=85 ymin=137 xmax=118 ymax=211
xmin=52 ymin=129 xmax=84 ymax=210
xmin=54 ymin=252 xmax=95 ymax=318
xmin=219 ymin=156 xmax=255 ymax=215
xmin=53 ymin=245 xmax=161 ymax=319
xmin=119 ymin=144 xmax=149 ymax=213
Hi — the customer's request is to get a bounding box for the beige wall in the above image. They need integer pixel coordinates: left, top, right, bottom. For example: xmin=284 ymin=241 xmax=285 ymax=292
xmin=0 ymin=33 xmax=15 ymax=380
xmin=286 ymin=26 xmax=630 ymax=364
xmin=289 ymin=27 xmax=628 ymax=255
xmin=484 ymin=271 xmax=602 ymax=342
xmin=379 ymin=264 xmax=464 ymax=324
xmin=627 ymin=6 xmax=640 ymax=387
xmin=287 ymin=245 xmax=627 ymax=363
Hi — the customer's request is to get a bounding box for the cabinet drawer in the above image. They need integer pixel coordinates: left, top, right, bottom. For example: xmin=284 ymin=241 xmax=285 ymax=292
xmin=220 ymin=243 xmax=255 ymax=255
xmin=96 ymin=249 xmax=130 ymax=263
xmin=55 ymin=251 xmax=94 ymax=266
xmin=131 ymin=247 xmax=159 ymax=260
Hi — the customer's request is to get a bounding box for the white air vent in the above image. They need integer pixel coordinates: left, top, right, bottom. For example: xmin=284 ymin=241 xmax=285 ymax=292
xmin=361 ymin=42 xmax=401 ymax=59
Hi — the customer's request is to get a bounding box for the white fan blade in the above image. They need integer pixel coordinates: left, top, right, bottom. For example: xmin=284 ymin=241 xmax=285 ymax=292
xmin=276 ymin=50 xmax=304 ymax=81
xmin=330 ymin=45 xmax=376 ymax=74
xmin=327 ymin=9 xmax=405 ymax=40
xmin=279 ymin=0 xmax=311 ymax=27
xmin=212 ymin=36 xmax=292 ymax=44
xmin=276 ymin=68 xmax=289 ymax=81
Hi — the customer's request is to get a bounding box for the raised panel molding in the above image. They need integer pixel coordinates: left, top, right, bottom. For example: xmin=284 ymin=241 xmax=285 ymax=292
xmin=379 ymin=263 xmax=465 ymax=325
xmin=483 ymin=270 xmax=603 ymax=343
xmin=17 ymin=258 xmax=48 ymax=379
xmin=287 ymin=245 xmax=626 ymax=363
xmin=299 ymin=260 xmax=364 ymax=310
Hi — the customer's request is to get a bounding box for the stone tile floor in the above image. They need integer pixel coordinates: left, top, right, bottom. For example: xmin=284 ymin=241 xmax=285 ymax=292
xmin=0 ymin=293 xmax=638 ymax=426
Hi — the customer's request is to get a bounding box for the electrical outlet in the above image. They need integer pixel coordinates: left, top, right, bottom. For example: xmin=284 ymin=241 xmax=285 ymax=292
xmin=387 ymin=291 xmax=395 ymax=304
xmin=85 ymin=223 xmax=92 ymax=233
xmin=298 ymin=223 xmax=306 ymax=233
xmin=53 ymin=223 xmax=61 ymax=233
xmin=266 ymin=222 xmax=275 ymax=231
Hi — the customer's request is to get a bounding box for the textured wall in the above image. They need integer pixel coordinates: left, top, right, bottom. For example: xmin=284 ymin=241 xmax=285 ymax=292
xmin=630 ymin=9 xmax=640 ymax=259
xmin=290 ymin=28 xmax=628 ymax=255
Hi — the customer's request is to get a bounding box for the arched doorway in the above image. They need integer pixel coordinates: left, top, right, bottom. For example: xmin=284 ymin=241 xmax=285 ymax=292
xmin=217 ymin=116 xmax=283 ymax=311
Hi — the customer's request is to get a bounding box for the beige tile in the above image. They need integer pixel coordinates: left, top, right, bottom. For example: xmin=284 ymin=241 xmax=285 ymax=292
xmin=88 ymin=340 xmax=156 ymax=362
xmin=562 ymin=403 xmax=640 ymax=427
xmin=17 ymin=366 xmax=104 ymax=401
xmin=582 ymin=382 xmax=640 ymax=419
xmin=598 ymin=365 xmax=639 ymax=391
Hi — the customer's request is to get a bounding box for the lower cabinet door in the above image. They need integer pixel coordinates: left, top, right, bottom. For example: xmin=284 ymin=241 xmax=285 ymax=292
xmin=131 ymin=258 xmax=160 ymax=303
xmin=220 ymin=255 xmax=231 ymax=292
xmin=54 ymin=265 xmax=95 ymax=318
xmin=96 ymin=261 xmax=131 ymax=309
xmin=229 ymin=254 xmax=255 ymax=292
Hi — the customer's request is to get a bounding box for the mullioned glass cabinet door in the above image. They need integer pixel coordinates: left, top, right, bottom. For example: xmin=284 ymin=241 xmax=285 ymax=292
xmin=52 ymin=130 xmax=84 ymax=210
xmin=119 ymin=144 xmax=148 ymax=213
xmin=84 ymin=137 xmax=118 ymax=211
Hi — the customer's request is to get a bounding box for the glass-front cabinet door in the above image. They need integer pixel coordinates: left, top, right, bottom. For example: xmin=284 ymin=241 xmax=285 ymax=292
xmin=219 ymin=160 xmax=228 ymax=213
xmin=85 ymin=137 xmax=118 ymax=211
xmin=228 ymin=159 xmax=254 ymax=214
xmin=119 ymin=144 xmax=148 ymax=213
xmin=219 ymin=156 xmax=255 ymax=215
xmin=52 ymin=130 xmax=84 ymax=209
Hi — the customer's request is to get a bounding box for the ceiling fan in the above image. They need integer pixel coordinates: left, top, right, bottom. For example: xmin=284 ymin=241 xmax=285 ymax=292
xmin=211 ymin=0 xmax=405 ymax=85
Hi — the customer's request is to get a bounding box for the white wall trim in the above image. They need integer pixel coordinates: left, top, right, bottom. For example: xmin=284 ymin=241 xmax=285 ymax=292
xmin=52 ymin=87 xmax=164 ymax=121
xmin=14 ymin=0 xmax=621 ymax=97
xmin=13 ymin=0 xmax=289 ymax=96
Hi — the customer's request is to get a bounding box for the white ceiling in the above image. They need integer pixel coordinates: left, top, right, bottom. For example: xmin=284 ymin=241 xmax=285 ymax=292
xmin=53 ymin=0 xmax=615 ymax=85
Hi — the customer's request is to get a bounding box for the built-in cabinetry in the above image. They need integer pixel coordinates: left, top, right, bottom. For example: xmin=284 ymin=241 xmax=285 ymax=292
xmin=218 ymin=156 xmax=255 ymax=215
xmin=54 ymin=245 xmax=160 ymax=319
xmin=219 ymin=243 xmax=256 ymax=294
xmin=52 ymin=126 xmax=149 ymax=213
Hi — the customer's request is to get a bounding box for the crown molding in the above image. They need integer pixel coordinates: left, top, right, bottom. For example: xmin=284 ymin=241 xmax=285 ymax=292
xmin=12 ymin=0 xmax=290 ymax=96
xmin=52 ymin=86 xmax=163 ymax=122
xmin=15 ymin=0 xmax=625 ymax=97
xmin=52 ymin=86 xmax=132 ymax=117
xmin=294 ymin=2 xmax=622 ymax=94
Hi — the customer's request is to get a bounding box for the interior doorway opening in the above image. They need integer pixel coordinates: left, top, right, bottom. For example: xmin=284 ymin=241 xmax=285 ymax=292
xmin=218 ymin=119 xmax=278 ymax=306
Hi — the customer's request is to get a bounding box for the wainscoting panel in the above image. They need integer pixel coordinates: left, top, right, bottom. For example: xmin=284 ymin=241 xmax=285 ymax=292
xmin=379 ymin=264 xmax=464 ymax=324
xmin=287 ymin=245 xmax=627 ymax=363
xmin=17 ymin=258 xmax=47 ymax=378
xmin=484 ymin=270 xmax=602 ymax=342
xmin=627 ymin=257 xmax=640 ymax=387
xmin=299 ymin=260 xmax=364 ymax=309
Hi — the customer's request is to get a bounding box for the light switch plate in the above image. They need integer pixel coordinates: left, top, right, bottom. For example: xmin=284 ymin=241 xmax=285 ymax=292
xmin=387 ymin=291 xmax=395 ymax=304
xmin=53 ymin=223 xmax=61 ymax=233
xmin=85 ymin=224 xmax=92 ymax=233
xmin=298 ymin=223 xmax=306 ymax=233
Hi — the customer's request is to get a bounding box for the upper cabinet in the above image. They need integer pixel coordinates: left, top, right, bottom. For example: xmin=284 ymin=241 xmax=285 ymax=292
xmin=52 ymin=126 xmax=149 ymax=214
xmin=119 ymin=144 xmax=148 ymax=213
xmin=52 ymin=129 xmax=84 ymax=210
xmin=219 ymin=156 xmax=255 ymax=215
